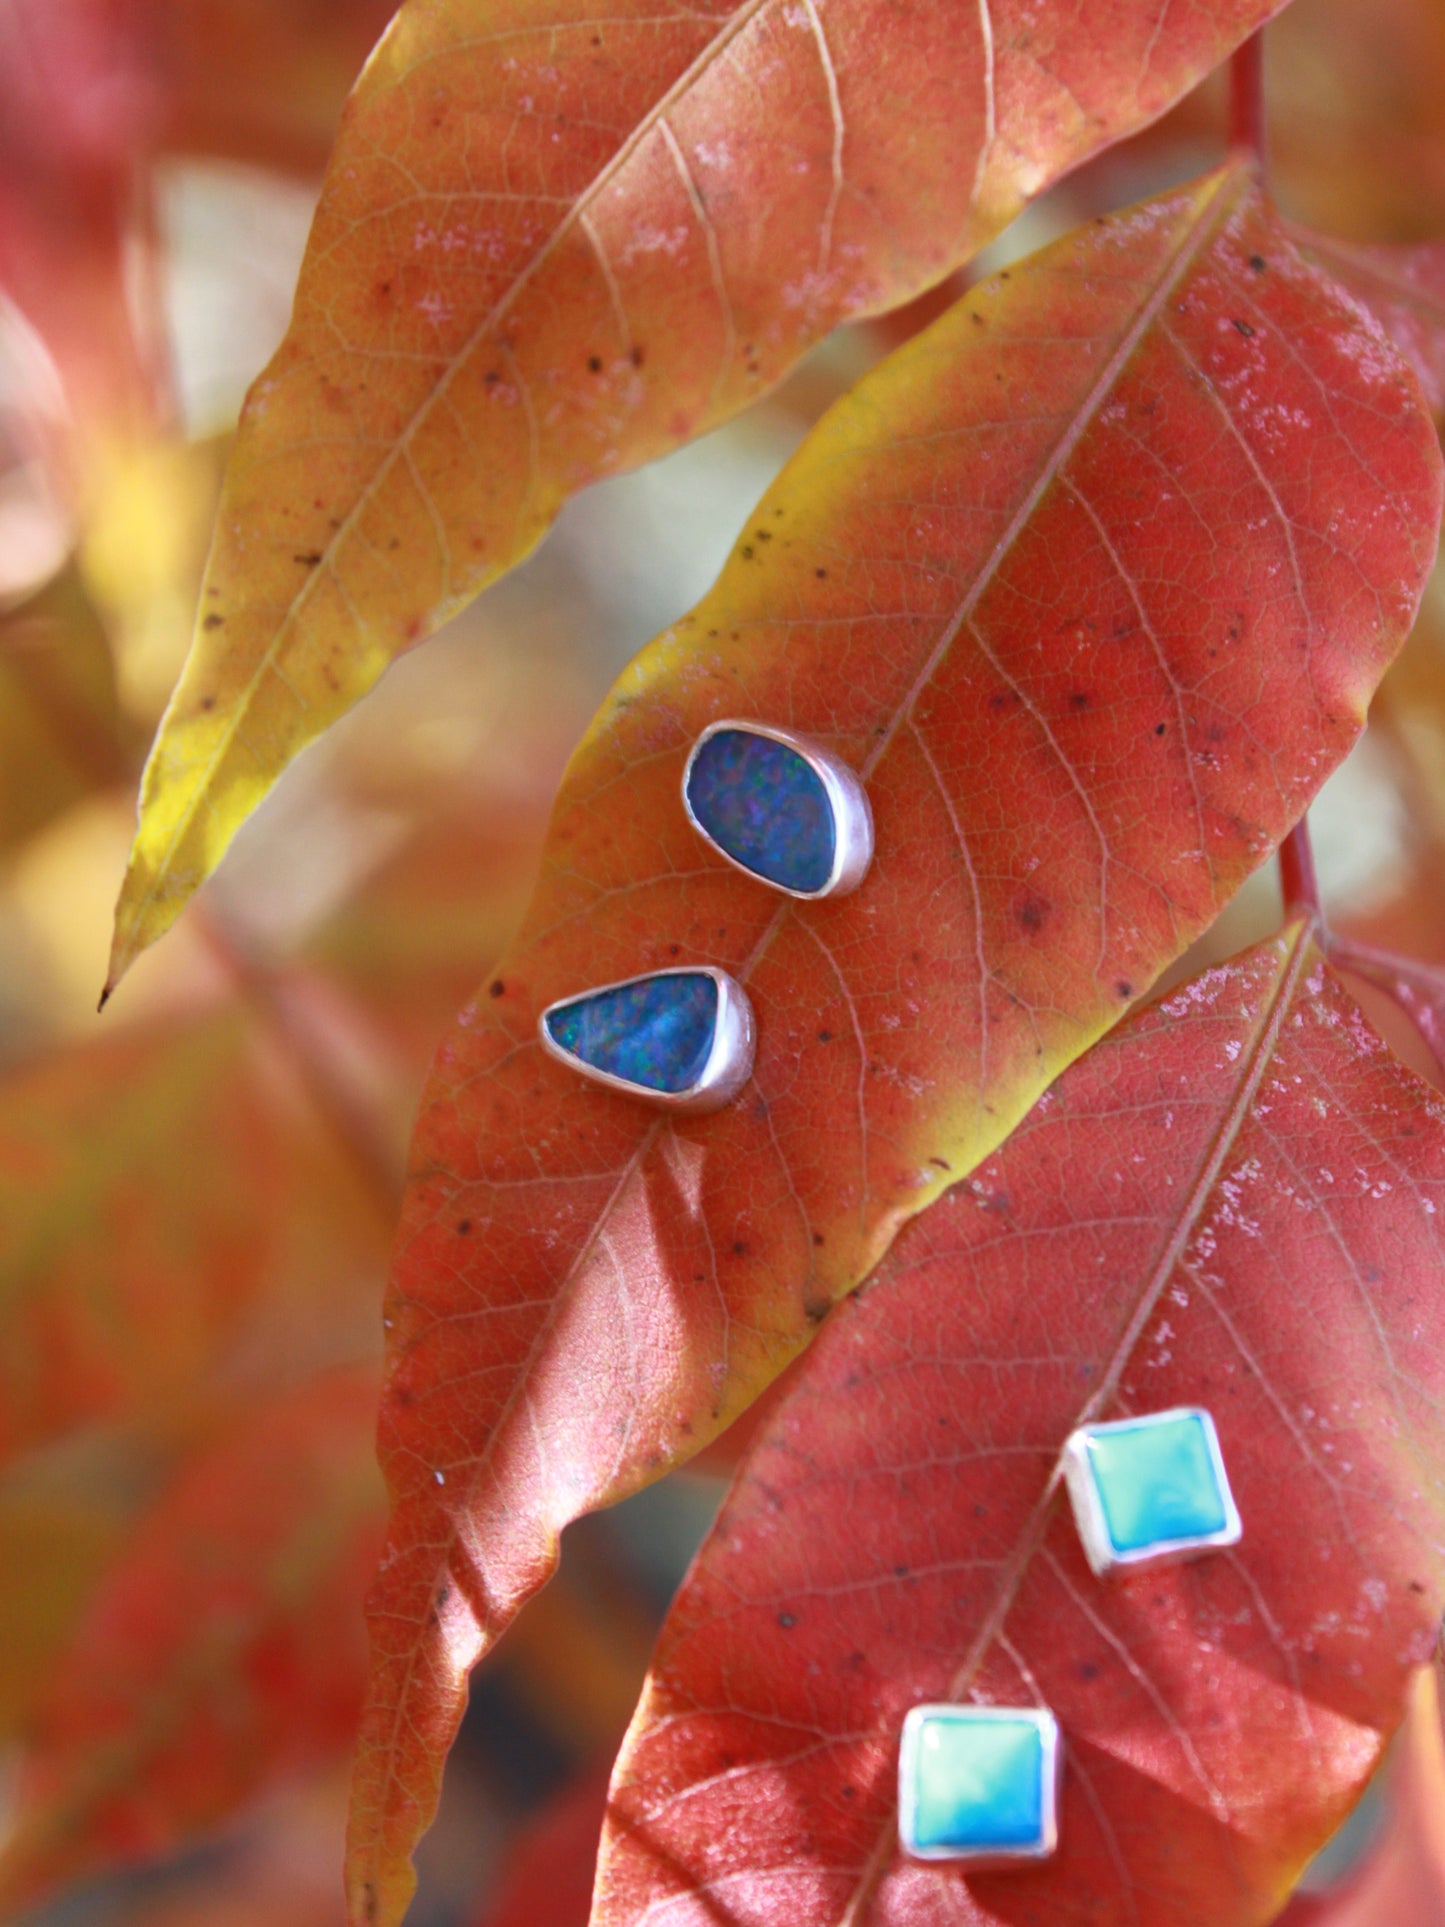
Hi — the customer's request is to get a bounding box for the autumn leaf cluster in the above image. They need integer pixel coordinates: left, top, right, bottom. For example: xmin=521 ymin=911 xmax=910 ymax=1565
xmin=6 ymin=3 xmax=1445 ymax=1927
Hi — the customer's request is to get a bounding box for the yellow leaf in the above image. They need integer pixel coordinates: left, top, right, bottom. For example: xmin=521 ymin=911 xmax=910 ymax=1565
xmin=106 ymin=0 xmax=1286 ymax=994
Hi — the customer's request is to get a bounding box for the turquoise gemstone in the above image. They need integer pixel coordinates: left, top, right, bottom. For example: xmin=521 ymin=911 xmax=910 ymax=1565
xmin=686 ymin=728 xmax=836 ymax=894
xmin=907 ymin=1712 xmax=1047 ymax=1856
xmin=543 ymin=972 xmax=718 ymax=1095
xmin=1087 ymin=1412 xmax=1229 ymax=1555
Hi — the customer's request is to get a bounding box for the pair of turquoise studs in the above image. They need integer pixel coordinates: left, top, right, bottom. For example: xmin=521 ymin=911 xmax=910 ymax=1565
xmin=537 ymin=722 xmax=874 ymax=1110
xmin=900 ymin=1407 xmax=1242 ymax=1865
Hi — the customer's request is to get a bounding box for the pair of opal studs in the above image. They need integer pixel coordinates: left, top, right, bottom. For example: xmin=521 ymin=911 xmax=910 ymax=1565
xmin=899 ymin=1407 xmax=1241 ymax=1864
xmin=537 ymin=722 xmax=873 ymax=1109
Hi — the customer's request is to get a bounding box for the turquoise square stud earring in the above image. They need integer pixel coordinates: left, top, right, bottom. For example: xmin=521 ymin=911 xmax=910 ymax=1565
xmin=898 ymin=1705 xmax=1061 ymax=1865
xmin=1062 ymin=1407 xmax=1242 ymax=1578
xmin=682 ymin=720 xmax=873 ymax=898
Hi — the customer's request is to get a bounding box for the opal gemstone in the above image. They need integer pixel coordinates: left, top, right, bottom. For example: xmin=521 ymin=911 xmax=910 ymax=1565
xmin=686 ymin=728 xmax=836 ymax=893
xmin=1086 ymin=1412 xmax=1229 ymax=1556
xmin=543 ymin=972 xmax=718 ymax=1095
xmin=906 ymin=1712 xmax=1047 ymax=1856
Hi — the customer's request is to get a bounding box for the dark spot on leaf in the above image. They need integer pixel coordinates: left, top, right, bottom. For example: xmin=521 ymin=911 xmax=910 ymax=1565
xmin=894 ymin=1563 xmax=910 ymax=1578
xmin=1079 ymin=1660 xmax=1099 ymax=1681
xmin=805 ymin=1297 xmax=830 ymax=1324
xmin=812 ymin=1231 xmax=825 ymax=1247
xmin=631 ymin=344 xmax=645 ymax=367
xmin=815 ymin=566 xmax=828 ymax=579
xmin=489 ymin=979 xmax=505 ymax=997
xmin=988 ymin=689 xmax=1019 ymax=711
xmin=777 ymin=1612 xmax=796 ymax=1629
xmin=756 ymin=528 xmax=772 ymax=542
xmin=200 ymin=695 xmax=215 ymax=711
xmin=1155 ymin=721 xmax=1168 ymax=736
xmin=841 ymin=1784 xmax=857 ymax=1799
xmin=740 ymin=544 xmax=755 ymax=561
xmin=732 ymin=1240 xmax=747 ymax=1256
xmin=1232 ymin=318 xmax=1255 ymax=338
xmin=1015 ymin=890 xmax=1051 ymax=934
xmin=1069 ymin=689 xmax=1090 ymax=709
xmin=1249 ymin=253 xmax=1266 ymax=272
xmin=667 ymin=943 xmax=680 ymax=957
xmin=202 ymin=613 xmax=224 ymax=631
xmin=1410 ymin=1580 xmax=1426 ymax=1594
xmin=817 ymin=1028 xmax=833 ymax=1043
xmin=485 ymin=370 xmax=500 ymax=384
xmin=457 ymin=1219 xmax=472 ymax=1235
xmin=1116 ymin=980 xmax=1133 ymax=999
xmin=587 ymin=354 xmax=603 ymax=372
xmin=294 ymin=551 xmax=323 ymax=567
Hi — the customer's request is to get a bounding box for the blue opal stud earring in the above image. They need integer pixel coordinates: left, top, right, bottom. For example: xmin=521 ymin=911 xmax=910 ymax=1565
xmin=538 ymin=966 xmax=755 ymax=1113
xmin=1061 ymin=1407 xmax=1242 ymax=1578
xmin=898 ymin=1705 xmax=1061 ymax=1865
xmin=682 ymin=721 xmax=873 ymax=898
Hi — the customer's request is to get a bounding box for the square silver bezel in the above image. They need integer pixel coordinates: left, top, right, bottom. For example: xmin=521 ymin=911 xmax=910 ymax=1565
xmin=1061 ymin=1406 xmax=1242 ymax=1579
xmin=897 ymin=1703 xmax=1061 ymax=1866
xmin=537 ymin=965 xmax=756 ymax=1114
xmin=681 ymin=719 xmax=874 ymax=899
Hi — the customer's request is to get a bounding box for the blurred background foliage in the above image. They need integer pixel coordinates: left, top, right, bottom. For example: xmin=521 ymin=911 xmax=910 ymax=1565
xmin=1 ymin=0 xmax=1444 ymax=1922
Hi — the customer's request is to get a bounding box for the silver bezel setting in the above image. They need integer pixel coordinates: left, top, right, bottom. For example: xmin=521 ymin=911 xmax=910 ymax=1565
xmin=537 ymin=965 xmax=756 ymax=1115
xmin=898 ymin=1704 xmax=1062 ymax=1867
xmin=682 ymin=719 xmax=874 ymax=899
xmin=1061 ymin=1407 xmax=1242 ymax=1580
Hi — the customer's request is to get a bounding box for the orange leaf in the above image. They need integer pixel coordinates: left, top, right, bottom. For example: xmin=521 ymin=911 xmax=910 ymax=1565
xmin=1285 ymin=1670 xmax=1445 ymax=1927
xmin=0 ymin=568 xmax=124 ymax=852
xmin=0 ymin=1009 xmax=380 ymax=1466
xmin=0 ymin=1365 xmax=385 ymax=1913
xmin=596 ymin=931 xmax=1445 ymax=1925
xmin=347 ymin=167 xmax=1443 ymax=1926
xmin=108 ymin=0 xmax=1290 ymax=987
xmin=0 ymin=1495 xmax=126 ymax=1744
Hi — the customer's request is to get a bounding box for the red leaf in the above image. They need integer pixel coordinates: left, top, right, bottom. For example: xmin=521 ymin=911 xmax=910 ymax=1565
xmin=1329 ymin=937 xmax=1445 ymax=1089
xmin=475 ymin=1764 xmax=613 ymax=1927
xmin=595 ymin=930 xmax=1445 ymax=1925
xmin=348 ymin=169 xmax=1444 ymax=1925
xmin=0 ymin=1365 xmax=384 ymax=1912
xmin=1291 ymin=229 xmax=1445 ymax=417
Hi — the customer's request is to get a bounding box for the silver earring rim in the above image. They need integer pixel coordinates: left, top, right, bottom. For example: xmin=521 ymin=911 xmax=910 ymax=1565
xmin=537 ymin=965 xmax=756 ymax=1115
xmin=898 ymin=1704 xmax=1061 ymax=1866
xmin=1061 ymin=1406 xmax=1242 ymax=1580
xmin=681 ymin=719 xmax=874 ymax=899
